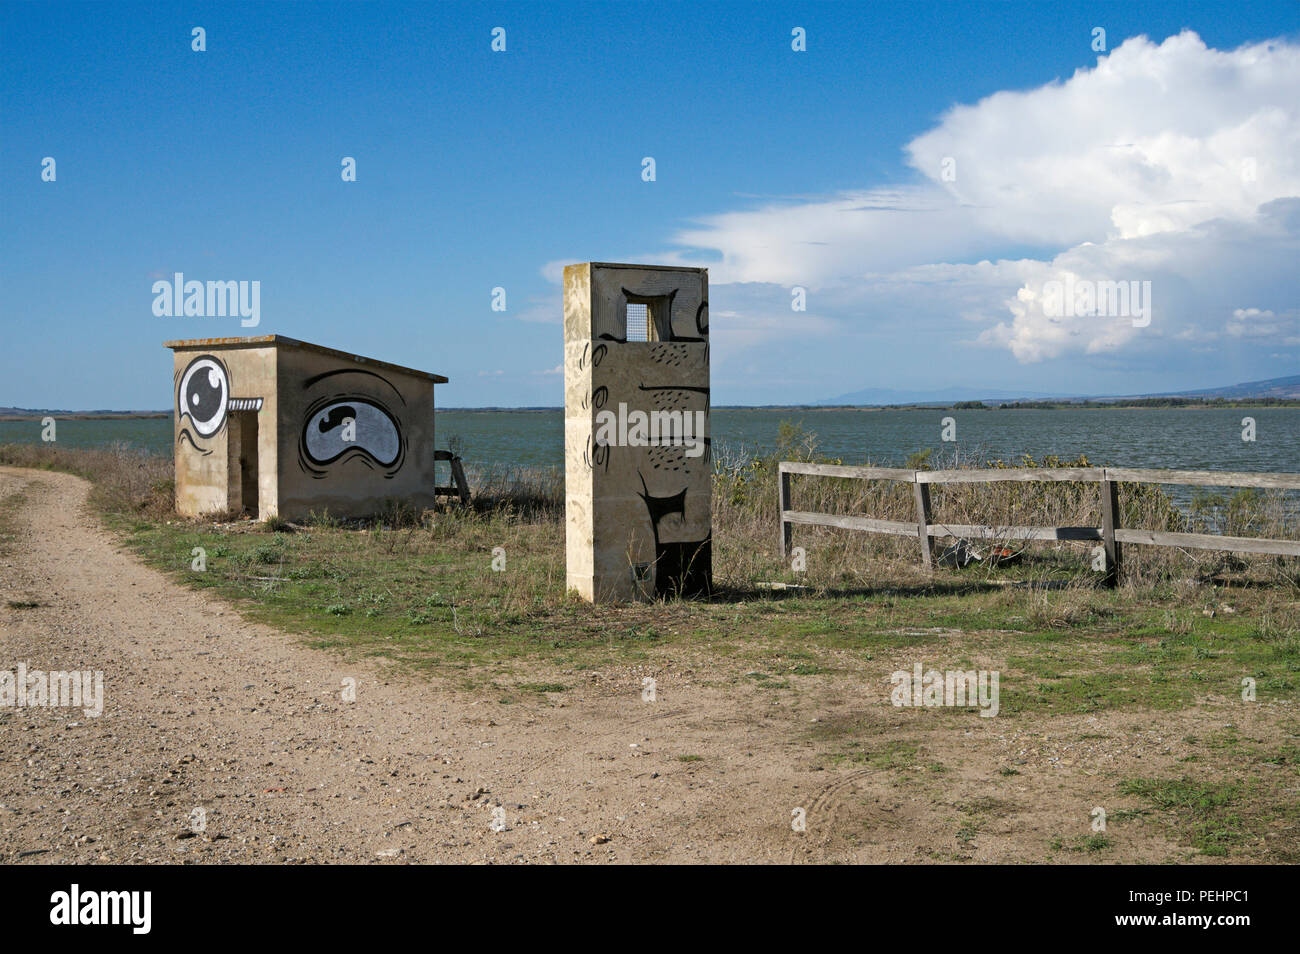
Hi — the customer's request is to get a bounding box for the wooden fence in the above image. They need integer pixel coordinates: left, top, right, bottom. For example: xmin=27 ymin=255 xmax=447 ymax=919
xmin=433 ymin=450 xmax=472 ymax=505
xmin=777 ymin=462 xmax=1300 ymax=586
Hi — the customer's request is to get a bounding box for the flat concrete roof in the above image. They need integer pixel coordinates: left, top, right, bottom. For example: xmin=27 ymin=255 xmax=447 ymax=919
xmin=164 ymin=335 xmax=449 ymax=383
xmin=583 ymin=262 xmax=708 ymax=273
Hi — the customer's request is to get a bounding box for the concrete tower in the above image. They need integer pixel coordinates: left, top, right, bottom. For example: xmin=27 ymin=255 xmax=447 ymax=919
xmin=563 ymin=263 xmax=712 ymax=603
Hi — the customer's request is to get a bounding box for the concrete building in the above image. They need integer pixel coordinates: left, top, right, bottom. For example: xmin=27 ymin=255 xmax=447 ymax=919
xmin=564 ymin=263 xmax=712 ymax=603
xmin=165 ymin=335 xmax=446 ymax=520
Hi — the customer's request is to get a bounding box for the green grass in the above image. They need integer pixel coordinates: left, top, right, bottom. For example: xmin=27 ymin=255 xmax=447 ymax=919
xmin=5 ymin=441 xmax=1298 ymax=718
xmin=1114 ymin=747 xmax=1300 ymax=861
xmin=1050 ymin=833 xmax=1113 ymax=854
xmin=148 ymin=513 xmax=1296 ymax=690
xmin=815 ymin=735 xmax=921 ymax=771
xmin=6 ymin=443 xmax=1300 ymax=863
xmin=1117 ymin=777 xmax=1247 ymax=856
xmin=16 ymin=505 xmax=1274 ymax=718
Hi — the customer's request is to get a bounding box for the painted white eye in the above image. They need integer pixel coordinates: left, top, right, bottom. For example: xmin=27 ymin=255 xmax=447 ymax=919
xmin=179 ymin=357 xmax=229 ymax=437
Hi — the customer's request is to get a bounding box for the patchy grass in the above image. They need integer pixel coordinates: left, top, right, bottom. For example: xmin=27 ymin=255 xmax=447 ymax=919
xmin=1050 ymin=833 xmax=1113 ymax=854
xmin=4 ymin=440 xmax=1300 ymax=862
xmin=816 ymin=734 xmax=922 ymax=771
xmin=0 ymin=491 xmax=46 ymax=610
xmin=5 ymin=438 xmax=1296 ymax=705
xmin=5 ymin=465 xmax=1290 ymax=716
xmin=0 ymin=491 xmax=25 ymax=556
xmin=1117 ymin=777 xmax=1247 ymax=856
xmin=1114 ymin=743 xmax=1300 ymax=861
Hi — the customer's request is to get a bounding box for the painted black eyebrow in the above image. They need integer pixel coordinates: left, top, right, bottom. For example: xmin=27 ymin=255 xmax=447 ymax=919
xmin=177 ymin=428 xmax=212 ymax=456
xmin=301 ymin=368 xmax=406 ymax=406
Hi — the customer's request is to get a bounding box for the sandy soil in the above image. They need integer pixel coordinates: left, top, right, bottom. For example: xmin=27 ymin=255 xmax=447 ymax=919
xmin=0 ymin=466 xmax=1287 ymax=863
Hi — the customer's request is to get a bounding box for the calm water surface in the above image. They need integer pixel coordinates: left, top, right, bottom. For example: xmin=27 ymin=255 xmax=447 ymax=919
xmin=3 ymin=408 xmax=1296 ymax=473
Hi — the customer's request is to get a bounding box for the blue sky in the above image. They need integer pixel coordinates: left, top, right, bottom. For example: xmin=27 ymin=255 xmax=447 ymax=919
xmin=2 ymin=0 xmax=1298 ymax=408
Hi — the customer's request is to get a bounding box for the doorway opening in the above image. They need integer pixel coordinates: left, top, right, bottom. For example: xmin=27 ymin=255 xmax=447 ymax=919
xmin=227 ymin=411 xmax=260 ymax=517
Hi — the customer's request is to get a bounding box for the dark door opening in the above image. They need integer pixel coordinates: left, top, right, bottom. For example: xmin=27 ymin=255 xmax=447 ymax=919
xmin=227 ymin=411 xmax=260 ymax=517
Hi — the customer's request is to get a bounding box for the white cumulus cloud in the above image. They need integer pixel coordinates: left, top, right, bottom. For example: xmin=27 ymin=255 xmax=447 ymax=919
xmin=663 ymin=31 xmax=1300 ymax=375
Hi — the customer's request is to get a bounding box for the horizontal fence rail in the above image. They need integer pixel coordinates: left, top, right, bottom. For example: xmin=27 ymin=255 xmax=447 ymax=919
xmin=777 ymin=462 xmax=1300 ymax=586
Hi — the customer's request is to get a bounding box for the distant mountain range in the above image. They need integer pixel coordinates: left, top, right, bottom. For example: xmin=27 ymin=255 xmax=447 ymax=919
xmin=818 ymin=374 xmax=1300 ymax=407
xmin=1128 ymin=374 xmax=1300 ymax=402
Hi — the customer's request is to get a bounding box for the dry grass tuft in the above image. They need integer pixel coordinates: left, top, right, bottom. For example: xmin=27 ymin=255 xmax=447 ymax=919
xmin=5 ymin=423 xmax=1297 ymax=595
xmin=0 ymin=441 xmax=173 ymax=519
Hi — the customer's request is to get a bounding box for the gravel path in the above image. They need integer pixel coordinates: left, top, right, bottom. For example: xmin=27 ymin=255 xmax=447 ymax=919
xmin=0 ymin=466 xmax=812 ymax=863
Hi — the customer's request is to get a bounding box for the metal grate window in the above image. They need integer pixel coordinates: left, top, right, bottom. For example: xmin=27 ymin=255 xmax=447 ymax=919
xmin=626 ymin=303 xmax=650 ymax=341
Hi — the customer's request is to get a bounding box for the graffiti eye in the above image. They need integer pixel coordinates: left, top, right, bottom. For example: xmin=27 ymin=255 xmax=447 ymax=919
xmin=179 ymin=357 xmax=229 ymax=437
xmin=303 ymin=399 xmax=401 ymax=468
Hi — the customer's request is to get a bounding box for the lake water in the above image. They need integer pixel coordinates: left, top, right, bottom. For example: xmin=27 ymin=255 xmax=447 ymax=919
xmin=3 ymin=407 xmax=1297 ymax=474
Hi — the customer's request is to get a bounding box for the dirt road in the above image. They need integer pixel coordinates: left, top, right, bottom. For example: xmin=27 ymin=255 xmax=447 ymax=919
xmin=0 ymin=467 xmax=832 ymax=863
xmin=0 ymin=466 xmax=1280 ymax=863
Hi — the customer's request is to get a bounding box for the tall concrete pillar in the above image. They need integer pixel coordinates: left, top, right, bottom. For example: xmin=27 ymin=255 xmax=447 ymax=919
xmin=564 ymin=263 xmax=712 ymax=603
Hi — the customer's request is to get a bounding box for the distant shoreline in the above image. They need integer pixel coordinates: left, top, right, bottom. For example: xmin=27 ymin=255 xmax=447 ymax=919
xmin=3 ymin=399 xmax=1299 ymax=421
xmin=0 ymin=412 xmax=171 ymax=421
xmin=747 ymin=399 xmax=1300 ymax=411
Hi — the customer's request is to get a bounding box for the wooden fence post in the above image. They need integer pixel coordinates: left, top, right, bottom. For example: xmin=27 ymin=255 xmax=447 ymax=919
xmin=778 ymin=466 xmax=793 ymax=559
xmin=433 ymin=450 xmax=473 ymax=505
xmin=912 ymin=477 xmax=933 ymax=569
xmin=1100 ymin=477 xmax=1122 ymax=588
xmin=449 ymin=455 xmax=472 ymax=505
